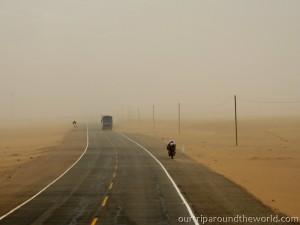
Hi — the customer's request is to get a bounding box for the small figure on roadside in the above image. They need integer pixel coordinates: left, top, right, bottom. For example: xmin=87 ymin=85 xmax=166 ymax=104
xmin=73 ymin=121 xmax=78 ymax=130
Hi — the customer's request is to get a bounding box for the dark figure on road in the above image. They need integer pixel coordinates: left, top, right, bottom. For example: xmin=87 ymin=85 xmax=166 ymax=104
xmin=166 ymin=140 xmax=176 ymax=158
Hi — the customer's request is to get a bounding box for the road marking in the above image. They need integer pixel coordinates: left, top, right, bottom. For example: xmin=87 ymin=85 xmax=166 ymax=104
xmin=119 ymin=133 xmax=200 ymax=225
xmin=113 ymin=172 xmax=116 ymax=178
xmin=115 ymin=165 xmax=118 ymax=170
xmin=102 ymin=196 xmax=109 ymax=207
xmin=91 ymin=217 xmax=98 ymax=225
xmin=109 ymin=183 xmax=113 ymax=190
xmin=0 ymin=125 xmax=90 ymax=221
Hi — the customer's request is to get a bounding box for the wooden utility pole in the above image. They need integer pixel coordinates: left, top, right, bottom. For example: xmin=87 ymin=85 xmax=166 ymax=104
xmin=138 ymin=105 xmax=140 ymax=125
xmin=234 ymin=95 xmax=238 ymax=146
xmin=153 ymin=105 xmax=155 ymax=129
xmin=178 ymin=102 xmax=181 ymax=134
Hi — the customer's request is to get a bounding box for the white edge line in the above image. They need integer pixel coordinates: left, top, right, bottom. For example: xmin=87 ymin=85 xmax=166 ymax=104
xmin=119 ymin=132 xmax=200 ymax=225
xmin=0 ymin=125 xmax=89 ymax=221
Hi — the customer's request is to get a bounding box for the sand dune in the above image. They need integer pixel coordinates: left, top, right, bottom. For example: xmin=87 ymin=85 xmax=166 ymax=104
xmin=116 ymin=117 xmax=300 ymax=218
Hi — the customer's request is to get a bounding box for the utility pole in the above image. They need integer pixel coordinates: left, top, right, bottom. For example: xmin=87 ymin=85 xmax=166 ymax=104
xmin=178 ymin=102 xmax=181 ymax=134
xmin=153 ymin=105 xmax=155 ymax=129
xmin=138 ymin=105 xmax=140 ymax=125
xmin=234 ymin=95 xmax=238 ymax=146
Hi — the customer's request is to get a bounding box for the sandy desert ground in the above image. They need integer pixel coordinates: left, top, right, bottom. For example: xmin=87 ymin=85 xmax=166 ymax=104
xmin=116 ymin=116 xmax=300 ymax=218
xmin=0 ymin=119 xmax=86 ymax=215
xmin=0 ymin=117 xmax=299 ymax=219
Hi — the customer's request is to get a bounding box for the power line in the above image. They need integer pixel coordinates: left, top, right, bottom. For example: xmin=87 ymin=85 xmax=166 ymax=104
xmin=197 ymin=98 xmax=233 ymax=109
xmin=237 ymin=97 xmax=300 ymax=104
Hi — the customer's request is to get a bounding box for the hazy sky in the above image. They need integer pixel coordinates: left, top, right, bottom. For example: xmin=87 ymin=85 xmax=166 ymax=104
xmin=1 ymin=0 xmax=300 ymax=119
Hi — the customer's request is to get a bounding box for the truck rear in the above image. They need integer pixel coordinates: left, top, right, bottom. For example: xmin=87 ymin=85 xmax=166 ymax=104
xmin=101 ymin=115 xmax=113 ymax=130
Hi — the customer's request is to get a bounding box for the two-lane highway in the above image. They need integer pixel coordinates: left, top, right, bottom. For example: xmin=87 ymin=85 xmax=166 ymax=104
xmin=0 ymin=124 xmax=194 ymax=225
xmin=1 ymin=123 xmax=297 ymax=225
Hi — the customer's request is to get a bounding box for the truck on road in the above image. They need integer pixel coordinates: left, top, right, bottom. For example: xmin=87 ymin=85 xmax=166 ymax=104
xmin=101 ymin=115 xmax=113 ymax=130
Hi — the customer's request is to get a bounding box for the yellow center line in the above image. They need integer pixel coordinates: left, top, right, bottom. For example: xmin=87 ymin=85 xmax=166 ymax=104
xmin=91 ymin=217 xmax=98 ymax=225
xmin=109 ymin=182 xmax=113 ymax=190
xmin=113 ymin=172 xmax=116 ymax=178
xmin=102 ymin=196 xmax=109 ymax=207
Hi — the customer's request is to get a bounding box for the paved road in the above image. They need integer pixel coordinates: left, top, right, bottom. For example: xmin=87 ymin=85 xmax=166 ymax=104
xmin=0 ymin=124 xmax=193 ymax=225
xmin=0 ymin=124 xmax=297 ymax=225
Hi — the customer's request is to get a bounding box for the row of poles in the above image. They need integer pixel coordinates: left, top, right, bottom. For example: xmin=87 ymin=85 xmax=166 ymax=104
xmin=119 ymin=95 xmax=239 ymax=146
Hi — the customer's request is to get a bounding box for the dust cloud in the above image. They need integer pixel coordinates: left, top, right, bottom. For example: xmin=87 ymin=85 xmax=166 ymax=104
xmin=1 ymin=1 xmax=300 ymax=120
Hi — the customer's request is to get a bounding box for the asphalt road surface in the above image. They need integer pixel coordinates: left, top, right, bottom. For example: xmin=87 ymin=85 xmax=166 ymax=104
xmin=0 ymin=124 xmax=297 ymax=225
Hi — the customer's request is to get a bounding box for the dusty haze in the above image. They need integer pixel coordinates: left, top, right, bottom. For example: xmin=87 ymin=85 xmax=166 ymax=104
xmin=1 ymin=0 xmax=300 ymax=120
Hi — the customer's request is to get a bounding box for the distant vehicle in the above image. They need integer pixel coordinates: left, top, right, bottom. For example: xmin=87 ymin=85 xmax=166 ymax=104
xmin=101 ymin=115 xmax=113 ymax=130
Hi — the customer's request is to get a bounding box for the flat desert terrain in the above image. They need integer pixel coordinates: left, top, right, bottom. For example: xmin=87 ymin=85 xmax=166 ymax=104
xmin=0 ymin=119 xmax=86 ymax=215
xmin=0 ymin=117 xmax=299 ymax=219
xmin=117 ymin=117 xmax=300 ymax=218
